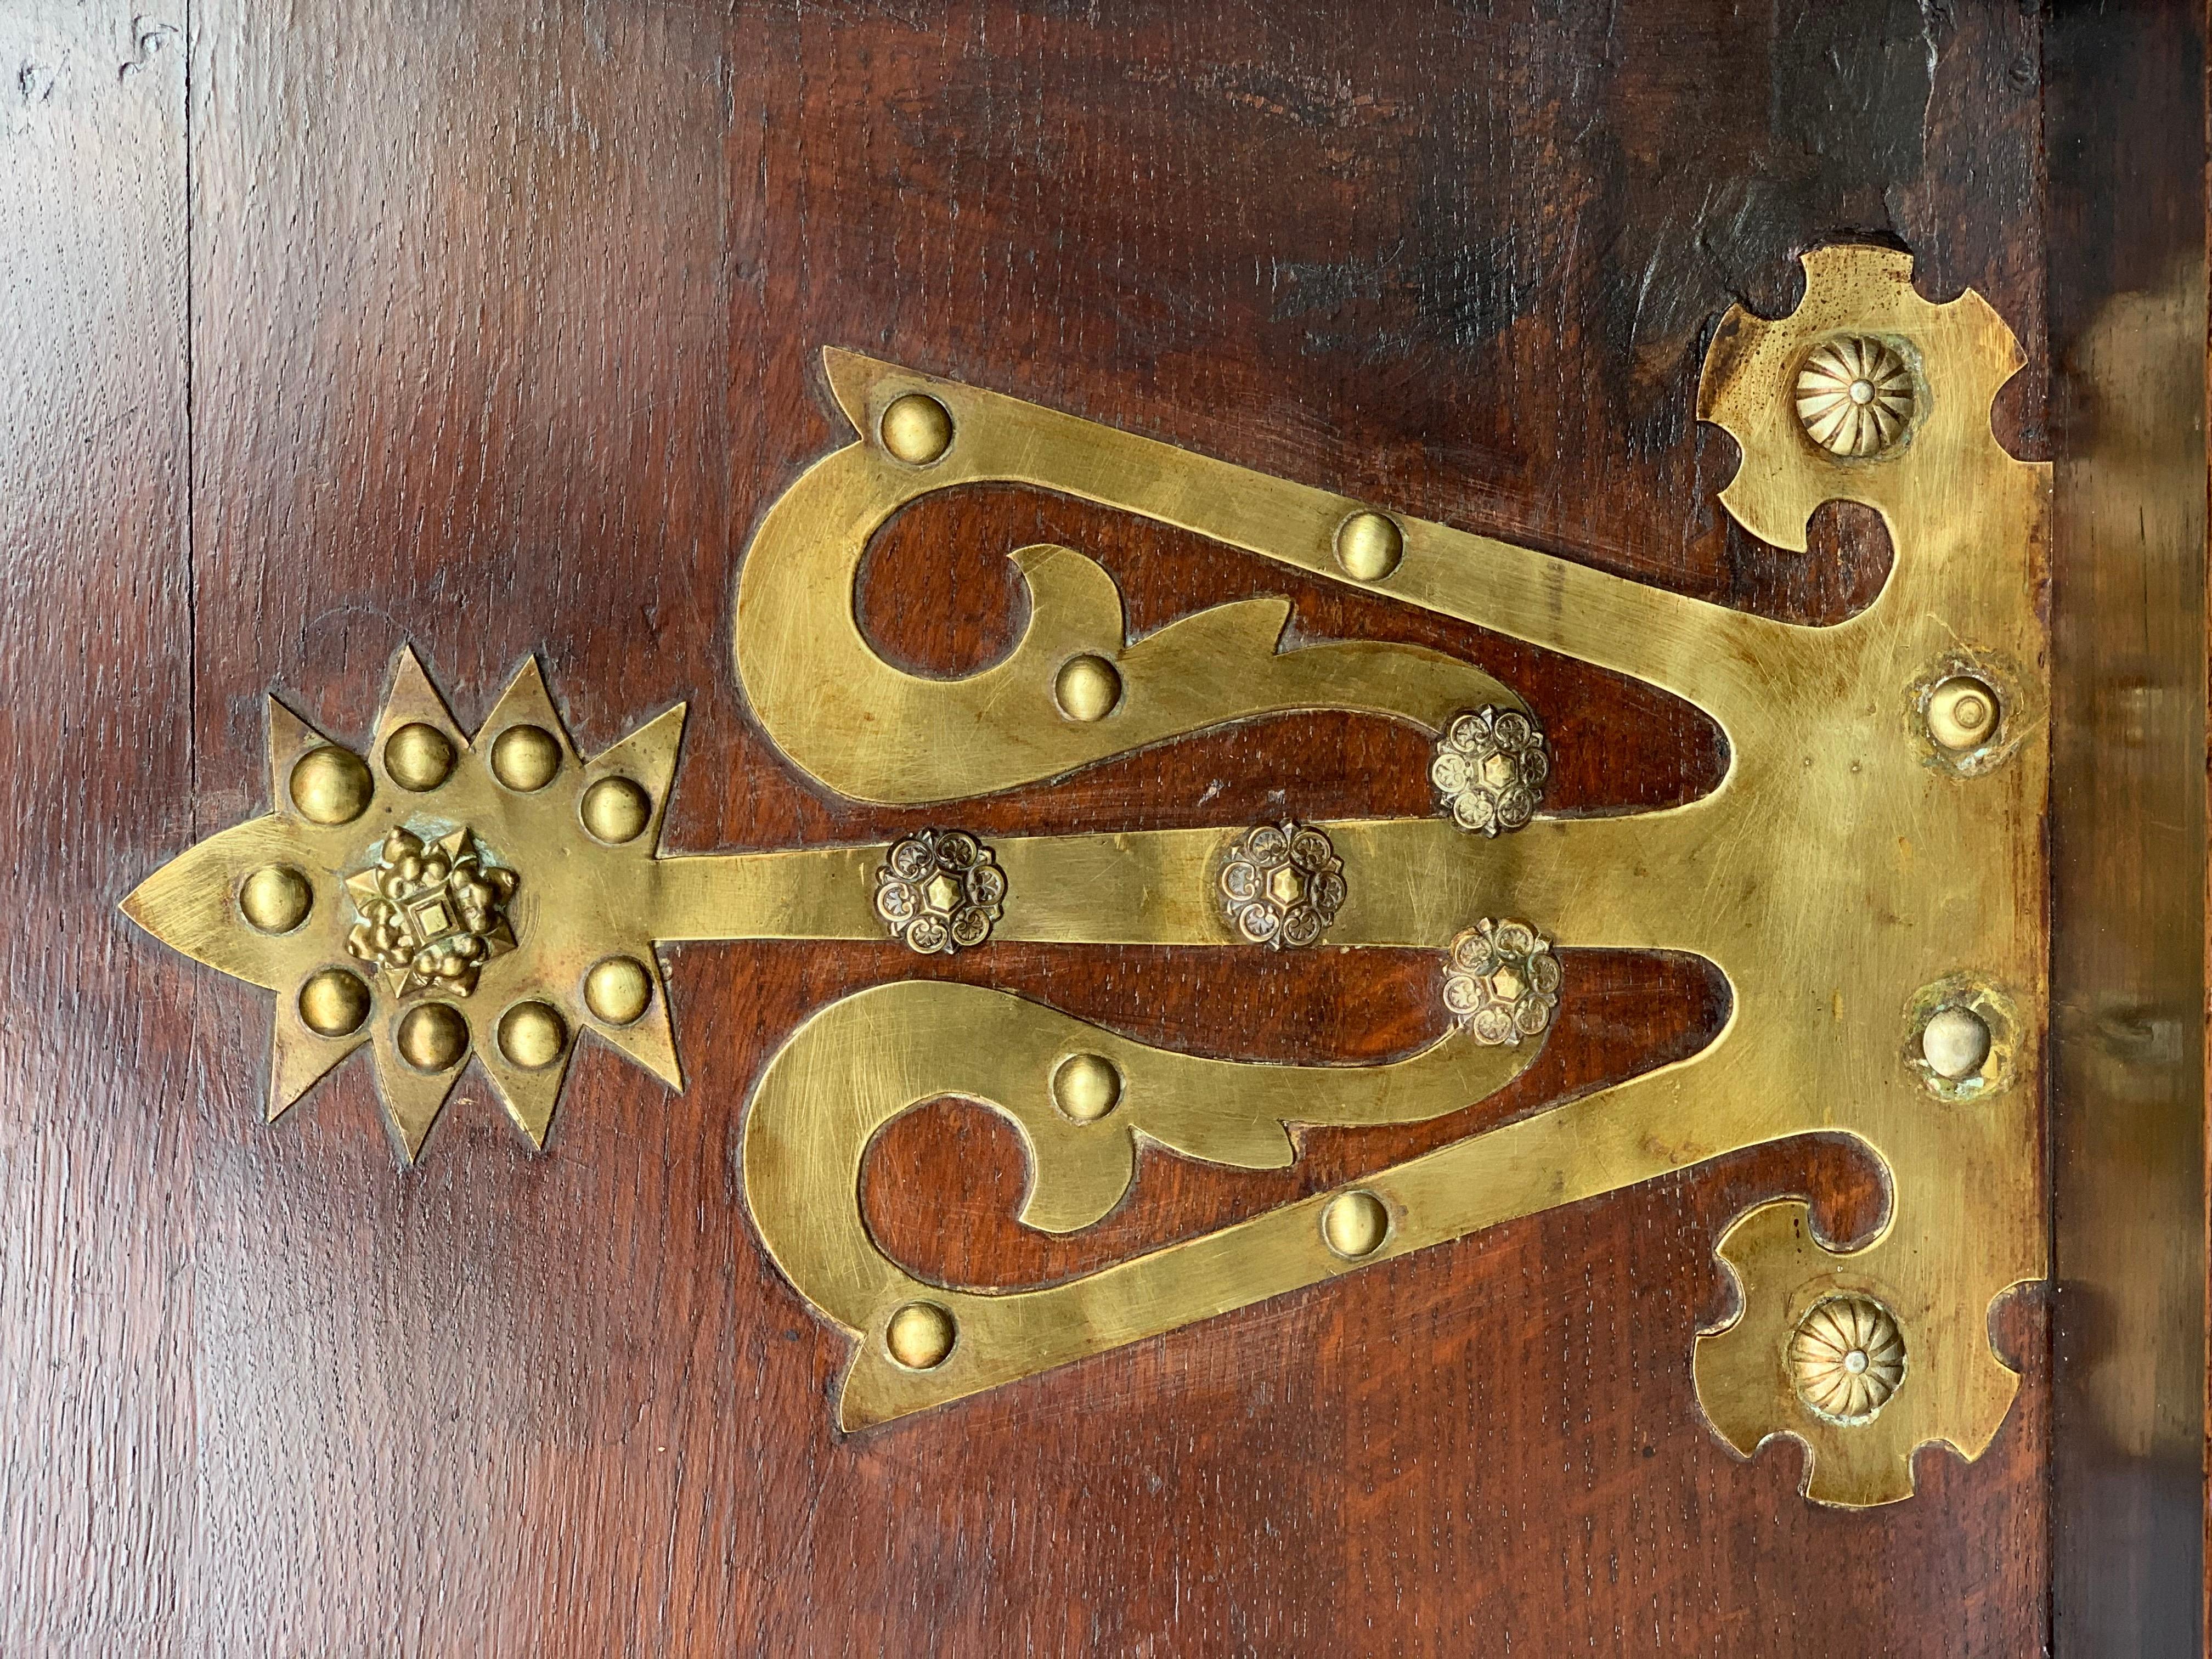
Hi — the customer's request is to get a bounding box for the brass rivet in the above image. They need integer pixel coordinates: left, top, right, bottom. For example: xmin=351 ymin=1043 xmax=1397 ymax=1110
xmin=1927 ymin=675 xmax=2000 ymax=751
xmin=1052 ymin=1053 xmax=1122 ymax=1122
xmin=1335 ymin=510 xmax=1404 ymax=582
xmin=490 ymin=725 xmax=561 ymax=792
xmin=383 ymin=722 xmax=456 ymax=792
xmin=239 ymin=865 xmax=313 ymax=934
xmin=289 ymin=746 xmax=373 ymax=826
xmin=497 ymin=1001 xmax=567 ymax=1070
xmin=1921 ymin=1006 xmax=1992 ymax=1081
xmin=580 ymin=777 xmax=652 ymax=844
xmin=396 ymin=1002 xmax=469 ymax=1073
xmin=1321 ymin=1190 xmax=1390 ymax=1259
xmin=1053 ymin=654 xmax=1121 ymax=723
xmin=584 ymin=956 xmax=653 ymax=1026
xmin=879 ymin=393 xmax=953 ymax=465
xmin=885 ymin=1301 xmax=956 ymax=1370
xmin=297 ymin=967 xmax=369 ymax=1037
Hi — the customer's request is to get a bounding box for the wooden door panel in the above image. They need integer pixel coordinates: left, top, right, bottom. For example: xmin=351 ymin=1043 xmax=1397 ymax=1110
xmin=14 ymin=0 xmax=2171 ymax=1652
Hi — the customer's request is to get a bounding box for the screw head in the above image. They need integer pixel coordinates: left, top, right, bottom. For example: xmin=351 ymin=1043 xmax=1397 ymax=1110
xmin=1921 ymin=1006 xmax=1993 ymax=1081
xmin=1927 ymin=675 xmax=2000 ymax=751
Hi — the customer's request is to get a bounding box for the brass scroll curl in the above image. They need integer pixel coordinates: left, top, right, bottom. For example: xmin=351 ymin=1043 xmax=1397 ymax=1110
xmin=740 ymin=246 xmax=2050 ymax=1506
xmin=742 ymin=979 xmax=1545 ymax=1431
xmin=734 ymin=348 xmax=1524 ymax=805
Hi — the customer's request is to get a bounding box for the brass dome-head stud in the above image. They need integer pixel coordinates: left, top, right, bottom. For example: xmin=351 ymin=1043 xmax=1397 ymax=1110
xmin=497 ymin=1001 xmax=567 ymax=1070
xmin=879 ymin=393 xmax=954 ymax=465
xmin=1052 ymin=1052 xmax=1122 ymax=1122
xmin=1335 ymin=510 xmax=1404 ymax=582
xmin=1321 ymin=1190 xmax=1390 ymax=1260
xmin=1053 ymin=654 xmax=1122 ymax=723
xmin=580 ymin=777 xmax=652 ymax=845
xmin=297 ymin=967 xmax=370 ymax=1037
xmin=383 ymin=722 xmax=456 ymax=792
xmin=396 ymin=1002 xmax=469 ymax=1073
xmin=584 ymin=956 xmax=653 ymax=1026
xmin=240 ymin=865 xmax=313 ymax=935
xmin=490 ymin=725 xmax=561 ymax=793
xmin=885 ymin=1301 xmax=956 ymax=1370
xmin=289 ymin=746 xmax=373 ymax=826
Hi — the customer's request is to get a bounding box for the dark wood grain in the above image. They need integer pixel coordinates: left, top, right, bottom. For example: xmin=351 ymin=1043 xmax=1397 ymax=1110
xmin=0 ymin=3 xmax=193 ymax=1655
xmin=5 ymin=0 xmax=2061 ymax=1651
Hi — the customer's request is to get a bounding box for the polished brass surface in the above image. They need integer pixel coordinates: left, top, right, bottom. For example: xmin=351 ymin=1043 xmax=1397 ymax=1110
xmin=734 ymin=350 xmax=1525 ymax=805
xmin=742 ymin=246 xmax=2047 ymax=1507
xmin=125 ymin=244 xmax=2046 ymax=1510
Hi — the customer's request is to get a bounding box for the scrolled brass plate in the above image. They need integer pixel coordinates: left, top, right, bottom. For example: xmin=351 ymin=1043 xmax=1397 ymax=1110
xmin=125 ymin=245 xmax=2046 ymax=1510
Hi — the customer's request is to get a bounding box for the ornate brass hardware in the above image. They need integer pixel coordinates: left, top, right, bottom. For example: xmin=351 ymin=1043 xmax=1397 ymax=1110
xmin=124 ymin=244 xmax=2046 ymax=1510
